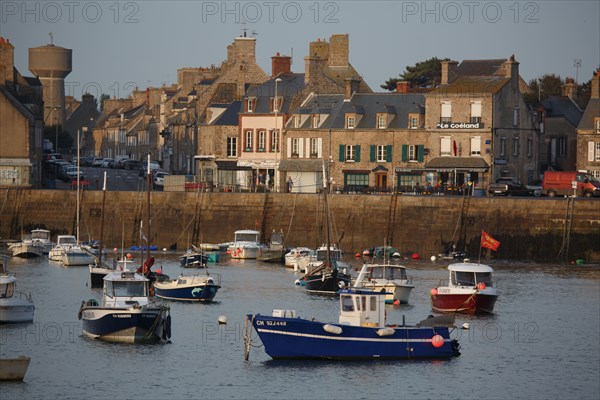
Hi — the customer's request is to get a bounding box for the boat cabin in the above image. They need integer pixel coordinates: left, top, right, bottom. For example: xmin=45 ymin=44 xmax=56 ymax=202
xmin=0 ymin=275 xmax=16 ymax=299
xmin=31 ymin=229 xmax=51 ymax=241
xmin=448 ymin=263 xmax=494 ymax=288
xmin=369 ymin=264 xmax=408 ymax=281
xmin=316 ymin=245 xmax=344 ymax=262
xmin=338 ymin=288 xmax=386 ymax=327
xmin=56 ymin=235 xmax=77 ymax=245
xmin=234 ymin=230 xmax=260 ymax=243
xmin=102 ymin=271 xmax=150 ymax=307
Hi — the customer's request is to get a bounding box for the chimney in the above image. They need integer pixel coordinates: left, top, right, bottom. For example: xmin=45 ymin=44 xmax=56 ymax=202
xmin=396 ymin=81 xmax=411 ymax=93
xmin=441 ymin=60 xmax=458 ymax=85
xmin=0 ymin=36 xmax=15 ymax=85
xmin=591 ymin=69 xmax=600 ymax=100
xmin=344 ymin=78 xmax=360 ymax=100
xmin=505 ymin=54 xmax=519 ymax=79
xmin=271 ymin=52 xmax=292 ymax=77
xmin=329 ymin=34 xmax=349 ymax=67
xmin=561 ymin=78 xmax=578 ymax=101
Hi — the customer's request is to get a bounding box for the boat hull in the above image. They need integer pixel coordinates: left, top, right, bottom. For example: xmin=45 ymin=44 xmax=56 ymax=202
xmin=80 ymin=306 xmax=170 ymax=343
xmin=304 ymin=272 xmax=352 ymax=294
xmin=62 ymin=250 xmax=95 ymax=266
xmin=10 ymin=244 xmax=43 ymax=258
xmin=359 ymin=282 xmax=413 ymax=304
xmin=0 ymin=300 xmax=35 ymax=324
xmin=250 ymin=315 xmax=458 ymax=360
xmin=228 ymin=246 xmax=259 ymax=259
xmin=431 ymin=293 xmax=498 ymax=314
xmin=0 ymin=356 xmax=31 ymax=381
xmin=179 ymin=253 xmax=209 ymax=268
xmin=154 ymin=284 xmax=220 ymax=302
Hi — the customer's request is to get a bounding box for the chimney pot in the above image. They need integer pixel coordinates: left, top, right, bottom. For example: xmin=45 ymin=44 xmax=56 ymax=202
xmin=396 ymin=81 xmax=410 ymax=93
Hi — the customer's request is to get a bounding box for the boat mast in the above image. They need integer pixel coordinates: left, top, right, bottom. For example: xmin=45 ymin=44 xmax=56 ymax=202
xmin=98 ymin=171 xmax=107 ymax=265
xmin=322 ymin=161 xmax=331 ymax=265
xmin=76 ymin=129 xmax=80 ymax=243
xmin=146 ymin=155 xmax=151 ymax=261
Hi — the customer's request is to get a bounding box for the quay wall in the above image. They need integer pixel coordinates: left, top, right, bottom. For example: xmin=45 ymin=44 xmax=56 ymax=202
xmin=0 ymin=189 xmax=599 ymax=262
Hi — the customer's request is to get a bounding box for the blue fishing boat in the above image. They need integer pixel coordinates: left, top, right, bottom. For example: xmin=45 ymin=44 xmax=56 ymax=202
xmin=153 ymin=272 xmax=221 ymax=302
xmin=245 ymin=287 xmax=460 ymax=360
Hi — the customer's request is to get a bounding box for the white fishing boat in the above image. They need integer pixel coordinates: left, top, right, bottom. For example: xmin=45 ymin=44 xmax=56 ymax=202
xmin=78 ymin=270 xmax=171 ymax=343
xmin=284 ymin=247 xmax=316 ymax=271
xmin=62 ymin=245 xmax=96 ymax=266
xmin=8 ymin=241 xmax=43 ymax=258
xmin=49 ymin=235 xmax=78 ymax=261
xmin=227 ymin=230 xmax=262 ymax=259
xmin=0 ymin=259 xmax=34 ymax=323
xmin=353 ymin=262 xmax=414 ymax=304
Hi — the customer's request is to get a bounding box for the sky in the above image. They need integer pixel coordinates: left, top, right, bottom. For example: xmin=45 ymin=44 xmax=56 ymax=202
xmin=2 ymin=0 xmax=599 ymax=100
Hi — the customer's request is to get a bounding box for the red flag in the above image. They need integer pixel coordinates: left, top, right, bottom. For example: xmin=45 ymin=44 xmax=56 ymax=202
xmin=481 ymin=230 xmax=500 ymax=251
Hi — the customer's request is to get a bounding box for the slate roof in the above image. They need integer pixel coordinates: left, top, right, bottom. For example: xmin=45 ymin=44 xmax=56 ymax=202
xmin=431 ymin=76 xmax=510 ymax=95
xmin=211 ymin=101 xmax=241 ymax=126
xmin=456 ymin=59 xmax=506 ymax=77
xmin=243 ymin=73 xmax=305 ymax=114
xmin=541 ymin=96 xmax=583 ymax=127
xmin=577 ymin=98 xmax=600 ymax=130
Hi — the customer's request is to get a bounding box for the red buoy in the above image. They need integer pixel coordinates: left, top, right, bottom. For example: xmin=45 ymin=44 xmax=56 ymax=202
xmin=431 ymin=334 xmax=444 ymax=348
xmin=411 ymin=253 xmax=420 ymax=260
xmin=477 ymin=282 xmax=486 ymax=290
xmin=430 ymin=288 xmax=438 ymax=296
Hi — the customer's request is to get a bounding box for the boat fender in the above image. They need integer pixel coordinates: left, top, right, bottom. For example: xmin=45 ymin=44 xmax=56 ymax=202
xmin=431 ymin=334 xmax=445 ymax=348
xmin=376 ymin=328 xmax=395 ymax=337
xmin=477 ymin=282 xmax=486 ymax=290
xmin=162 ymin=314 xmax=172 ymax=340
xmin=77 ymin=300 xmax=85 ymax=320
xmin=323 ymin=324 xmax=342 ymax=335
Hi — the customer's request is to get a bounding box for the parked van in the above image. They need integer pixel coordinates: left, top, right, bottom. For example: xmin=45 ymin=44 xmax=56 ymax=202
xmin=542 ymin=171 xmax=600 ymax=197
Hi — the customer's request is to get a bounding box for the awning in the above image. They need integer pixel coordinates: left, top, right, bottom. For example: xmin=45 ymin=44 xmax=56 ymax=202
xmin=424 ymin=157 xmax=490 ymax=172
xmin=215 ymin=160 xmax=252 ymax=171
xmin=278 ymin=159 xmax=324 ymax=172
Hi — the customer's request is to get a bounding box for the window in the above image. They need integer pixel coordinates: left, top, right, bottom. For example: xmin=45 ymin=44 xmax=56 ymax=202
xmin=596 ymin=119 xmax=600 ymax=133
xmin=470 ymin=137 xmax=481 ymax=155
xmin=513 ymin=106 xmax=520 ymax=127
xmin=345 ymin=172 xmax=369 ymax=187
xmin=527 ymin=137 xmax=533 ymax=157
xmin=312 ymin=115 xmax=320 ymax=128
xmin=441 ymin=137 xmax=451 ymax=156
xmin=293 ymin=116 xmax=300 ymax=128
xmin=258 ymin=130 xmax=266 ymax=151
xmin=377 ymin=145 xmax=387 ymax=162
xmin=558 ymin=137 xmax=567 ymax=157
xmin=227 ymin=137 xmax=237 ymax=157
xmin=347 ymin=116 xmax=356 ymax=129
xmin=271 ymin=130 xmax=279 ymax=152
xmin=440 ymin=101 xmax=452 ymax=123
xmin=246 ymin=98 xmax=255 ymax=113
xmin=470 ymin=101 xmax=482 ymax=124
xmin=310 ymin=138 xmax=319 ymax=157
xmin=291 ymin=138 xmax=300 ymax=156
xmin=341 ymin=295 xmax=354 ymax=312
xmin=245 ymin=130 xmax=253 ymax=151
xmin=345 ymin=145 xmax=356 ymax=161
xmin=513 ymin=137 xmax=519 ymax=157
xmin=410 ymin=116 xmax=418 ymax=129
xmin=408 ymin=145 xmax=416 ymax=161
xmin=500 ymin=137 xmax=506 ymax=157
xmin=378 ymin=114 xmax=386 ymax=129
xmin=370 ymin=296 xmax=377 ymax=311
xmin=402 ymin=144 xmax=423 ymax=162
xmin=271 ymin=97 xmax=281 ymax=112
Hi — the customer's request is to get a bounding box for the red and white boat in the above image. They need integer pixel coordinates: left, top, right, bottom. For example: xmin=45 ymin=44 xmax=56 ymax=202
xmin=430 ymin=262 xmax=498 ymax=314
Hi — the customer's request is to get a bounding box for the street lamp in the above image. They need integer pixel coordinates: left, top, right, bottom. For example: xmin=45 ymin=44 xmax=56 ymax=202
xmin=44 ymin=105 xmax=62 ymax=153
xmin=274 ymin=78 xmax=282 ymax=192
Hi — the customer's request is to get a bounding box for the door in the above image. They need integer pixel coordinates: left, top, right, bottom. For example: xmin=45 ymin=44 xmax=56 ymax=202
xmin=376 ymin=174 xmax=387 ymax=189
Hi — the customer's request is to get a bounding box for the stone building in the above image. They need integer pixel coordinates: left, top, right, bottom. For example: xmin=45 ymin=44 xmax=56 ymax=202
xmin=0 ymin=37 xmax=44 ymax=188
xmin=63 ymin=93 xmax=101 ymax=153
xmin=425 ymin=56 xmax=536 ymax=188
xmin=576 ymin=69 xmax=600 ymax=178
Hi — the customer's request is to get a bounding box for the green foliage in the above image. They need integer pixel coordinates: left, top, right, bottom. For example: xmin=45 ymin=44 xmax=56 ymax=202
xmin=381 ymin=57 xmax=449 ymax=91
xmin=524 ymin=73 xmax=591 ymax=109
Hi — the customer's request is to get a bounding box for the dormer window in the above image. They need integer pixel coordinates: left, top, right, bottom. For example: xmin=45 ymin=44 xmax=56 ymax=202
xmin=346 ymin=115 xmax=356 ymax=129
xmin=377 ymin=114 xmax=386 ymax=129
xmin=312 ymin=115 xmax=320 ymax=129
xmin=595 ymin=118 xmax=600 ymax=133
xmin=246 ymin=98 xmax=256 ymax=113
xmin=270 ymin=97 xmax=282 ymax=113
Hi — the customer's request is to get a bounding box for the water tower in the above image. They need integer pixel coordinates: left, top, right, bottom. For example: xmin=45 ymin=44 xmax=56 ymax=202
xmin=28 ymin=39 xmax=72 ymax=127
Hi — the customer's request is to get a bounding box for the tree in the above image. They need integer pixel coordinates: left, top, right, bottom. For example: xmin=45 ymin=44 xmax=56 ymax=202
xmin=523 ymin=74 xmax=563 ymax=104
xmin=381 ymin=57 xmax=449 ymax=91
xmin=100 ymin=93 xmax=110 ymax=112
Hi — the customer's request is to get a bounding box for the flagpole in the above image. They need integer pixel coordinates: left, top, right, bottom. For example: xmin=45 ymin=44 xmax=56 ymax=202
xmin=478 ymin=230 xmax=483 ymax=265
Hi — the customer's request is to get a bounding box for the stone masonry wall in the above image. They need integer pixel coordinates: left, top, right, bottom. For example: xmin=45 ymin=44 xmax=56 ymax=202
xmin=0 ymin=189 xmax=598 ymax=262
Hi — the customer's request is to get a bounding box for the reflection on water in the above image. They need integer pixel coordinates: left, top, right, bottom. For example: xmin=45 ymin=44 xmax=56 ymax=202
xmin=0 ymin=254 xmax=598 ymax=400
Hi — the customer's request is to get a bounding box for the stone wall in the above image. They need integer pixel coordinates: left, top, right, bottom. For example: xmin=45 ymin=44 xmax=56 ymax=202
xmin=0 ymin=189 xmax=598 ymax=262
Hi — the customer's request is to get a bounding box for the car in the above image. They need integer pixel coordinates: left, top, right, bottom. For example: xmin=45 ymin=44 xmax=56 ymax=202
xmin=152 ymin=171 xmax=170 ymax=190
xmin=123 ymin=159 xmax=141 ymax=171
xmin=91 ymin=157 xmax=104 ymax=167
xmin=526 ymin=180 xmax=543 ymax=197
xmin=101 ymin=158 xmax=115 ymax=168
xmin=488 ymin=177 xmax=535 ymax=197
xmin=62 ymin=166 xmax=85 ymax=182
xmin=139 ymin=161 xmax=161 ymax=177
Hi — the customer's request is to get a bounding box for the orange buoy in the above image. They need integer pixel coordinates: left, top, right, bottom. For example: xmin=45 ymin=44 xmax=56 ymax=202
xmin=430 ymin=288 xmax=438 ymax=296
xmin=126 ymin=253 xmax=132 ymax=259
xmin=226 ymin=249 xmax=231 ymax=254
xmin=355 ymin=253 xmax=361 ymax=258
xmin=431 ymin=334 xmax=444 ymax=348
xmin=477 ymin=282 xmax=486 ymax=290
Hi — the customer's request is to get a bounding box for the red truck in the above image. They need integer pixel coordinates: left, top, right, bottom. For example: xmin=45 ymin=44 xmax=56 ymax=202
xmin=542 ymin=171 xmax=600 ymax=197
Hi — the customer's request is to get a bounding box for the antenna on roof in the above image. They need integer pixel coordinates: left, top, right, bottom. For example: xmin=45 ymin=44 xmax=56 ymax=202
xmin=242 ymin=23 xmax=247 ymax=37
xmin=49 ymin=32 xmax=54 ymax=45
xmin=574 ymin=59 xmax=582 ymax=84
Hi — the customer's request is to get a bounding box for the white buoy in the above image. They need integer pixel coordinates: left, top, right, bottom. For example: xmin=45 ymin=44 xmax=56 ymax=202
xmin=461 ymin=322 xmax=470 ymax=330
xmin=430 ymin=255 xmax=437 ymax=262
xmin=162 ymin=248 xmax=167 ymax=252
xmin=218 ymin=315 xmax=227 ymax=324
xmin=294 ymin=279 xmax=301 ymax=285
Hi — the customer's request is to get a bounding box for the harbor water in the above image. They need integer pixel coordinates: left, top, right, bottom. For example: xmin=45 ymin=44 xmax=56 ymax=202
xmin=1 ymin=255 xmax=599 ymax=399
